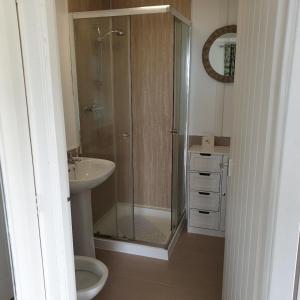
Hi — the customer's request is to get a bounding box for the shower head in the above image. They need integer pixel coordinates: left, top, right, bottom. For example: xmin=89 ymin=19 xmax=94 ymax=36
xmin=96 ymin=28 xmax=125 ymax=42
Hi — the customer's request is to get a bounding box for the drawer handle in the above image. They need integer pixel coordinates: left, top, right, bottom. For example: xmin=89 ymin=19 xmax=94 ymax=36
xmin=200 ymin=153 xmax=211 ymax=156
xmin=198 ymin=210 xmax=210 ymax=215
xmin=198 ymin=192 xmax=210 ymax=196
xmin=199 ymin=172 xmax=211 ymax=176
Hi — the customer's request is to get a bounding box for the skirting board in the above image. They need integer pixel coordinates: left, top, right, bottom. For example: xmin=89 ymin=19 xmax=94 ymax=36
xmin=94 ymin=214 xmax=185 ymax=260
xmin=188 ymin=226 xmax=225 ymax=238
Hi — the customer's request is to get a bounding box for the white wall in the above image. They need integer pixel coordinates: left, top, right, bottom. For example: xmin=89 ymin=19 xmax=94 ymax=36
xmin=56 ymin=0 xmax=80 ymax=150
xmin=189 ymin=0 xmax=238 ymax=137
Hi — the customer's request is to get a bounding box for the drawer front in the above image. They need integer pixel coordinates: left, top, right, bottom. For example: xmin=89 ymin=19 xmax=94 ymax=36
xmin=190 ymin=172 xmax=221 ymax=192
xmin=190 ymin=153 xmax=222 ymax=172
xmin=189 ymin=191 xmax=220 ymax=211
xmin=189 ymin=209 xmax=220 ymax=230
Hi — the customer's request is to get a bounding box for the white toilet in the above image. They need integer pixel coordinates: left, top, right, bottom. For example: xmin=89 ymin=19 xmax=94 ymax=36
xmin=75 ymin=256 xmax=108 ymax=300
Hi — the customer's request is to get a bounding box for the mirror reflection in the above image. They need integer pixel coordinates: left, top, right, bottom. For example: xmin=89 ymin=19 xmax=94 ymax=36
xmin=209 ymin=32 xmax=237 ymax=77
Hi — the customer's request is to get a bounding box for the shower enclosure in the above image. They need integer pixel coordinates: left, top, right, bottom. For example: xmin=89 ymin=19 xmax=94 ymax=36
xmin=69 ymin=5 xmax=190 ymax=248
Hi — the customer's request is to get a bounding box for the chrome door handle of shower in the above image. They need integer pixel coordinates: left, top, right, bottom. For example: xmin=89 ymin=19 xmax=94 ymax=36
xmin=121 ymin=132 xmax=130 ymax=138
xmin=83 ymin=104 xmax=103 ymax=112
xmin=170 ymin=129 xmax=178 ymax=134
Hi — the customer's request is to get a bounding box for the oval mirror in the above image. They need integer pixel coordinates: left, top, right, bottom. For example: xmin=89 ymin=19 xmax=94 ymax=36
xmin=202 ymin=25 xmax=237 ymax=83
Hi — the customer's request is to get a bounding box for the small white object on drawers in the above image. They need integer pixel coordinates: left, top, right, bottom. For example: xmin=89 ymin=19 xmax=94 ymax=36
xmin=188 ymin=145 xmax=230 ymax=237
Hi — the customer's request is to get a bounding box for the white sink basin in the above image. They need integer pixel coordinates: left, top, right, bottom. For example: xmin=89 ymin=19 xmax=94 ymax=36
xmin=69 ymin=158 xmax=115 ymax=194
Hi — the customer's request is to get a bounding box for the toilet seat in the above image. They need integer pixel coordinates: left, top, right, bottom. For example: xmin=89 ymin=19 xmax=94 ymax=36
xmin=75 ymin=256 xmax=108 ymax=300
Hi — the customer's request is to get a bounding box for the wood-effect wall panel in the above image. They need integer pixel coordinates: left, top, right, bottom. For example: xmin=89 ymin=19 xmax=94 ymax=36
xmin=68 ymin=0 xmax=110 ymax=12
xmin=131 ymin=14 xmax=174 ymax=209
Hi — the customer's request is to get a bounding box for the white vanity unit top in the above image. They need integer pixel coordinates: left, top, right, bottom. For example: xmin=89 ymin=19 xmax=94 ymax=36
xmin=189 ymin=145 xmax=230 ymax=155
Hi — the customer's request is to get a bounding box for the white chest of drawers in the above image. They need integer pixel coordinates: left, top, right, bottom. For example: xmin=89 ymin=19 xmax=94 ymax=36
xmin=187 ymin=145 xmax=230 ymax=237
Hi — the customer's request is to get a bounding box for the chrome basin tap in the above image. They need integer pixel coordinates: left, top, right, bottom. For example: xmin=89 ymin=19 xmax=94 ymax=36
xmin=67 ymin=152 xmax=82 ymax=164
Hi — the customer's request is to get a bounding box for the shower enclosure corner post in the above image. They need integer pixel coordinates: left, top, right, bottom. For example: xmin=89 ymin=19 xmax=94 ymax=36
xmin=184 ymin=22 xmax=192 ymax=220
xmin=171 ymin=17 xmax=192 ymax=232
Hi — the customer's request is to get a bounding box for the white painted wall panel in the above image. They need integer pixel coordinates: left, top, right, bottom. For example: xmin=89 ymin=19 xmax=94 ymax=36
xmin=267 ymin=1 xmax=300 ymax=298
xmin=17 ymin=0 xmax=77 ymax=298
xmin=0 ymin=0 xmax=47 ymax=296
xmin=223 ymin=0 xmax=299 ymax=299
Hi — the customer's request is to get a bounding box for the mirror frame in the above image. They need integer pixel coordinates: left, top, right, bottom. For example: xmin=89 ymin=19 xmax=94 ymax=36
xmin=202 ymin=25 xmax=237 ymax=83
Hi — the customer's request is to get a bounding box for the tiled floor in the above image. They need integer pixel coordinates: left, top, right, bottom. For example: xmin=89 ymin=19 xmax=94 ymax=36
xmin=95 ymin=230 xmax=225 ymax=300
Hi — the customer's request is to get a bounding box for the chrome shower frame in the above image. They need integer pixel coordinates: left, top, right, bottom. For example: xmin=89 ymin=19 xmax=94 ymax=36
xmin=68 ymin=5 xmax=191 ymax=260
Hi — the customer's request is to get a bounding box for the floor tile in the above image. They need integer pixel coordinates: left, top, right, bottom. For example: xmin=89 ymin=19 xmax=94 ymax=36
xmin=94 ymin=230 xmax=224 ymax=300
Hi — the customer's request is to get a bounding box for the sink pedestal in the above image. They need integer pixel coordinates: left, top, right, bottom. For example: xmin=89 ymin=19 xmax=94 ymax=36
xmin=71 ymin=190 xmax=95 ymax=258
xmin=68 ymin=157 xmax=115 ymax=258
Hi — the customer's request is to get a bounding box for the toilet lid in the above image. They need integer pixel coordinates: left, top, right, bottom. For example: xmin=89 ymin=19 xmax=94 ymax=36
xmin=76 ymin=269 xmax=99 ymax=290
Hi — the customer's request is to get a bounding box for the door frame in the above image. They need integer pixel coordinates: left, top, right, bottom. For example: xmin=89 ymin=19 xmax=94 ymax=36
xmin=0 ymin=0 xmax=76 ymax=299
xmin=267 ymin=0 xmax=300 ymax=298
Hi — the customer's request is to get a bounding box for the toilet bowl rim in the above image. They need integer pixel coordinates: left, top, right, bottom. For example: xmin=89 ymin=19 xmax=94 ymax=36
xmin=75 ymin=255 xmax=108 ymax=294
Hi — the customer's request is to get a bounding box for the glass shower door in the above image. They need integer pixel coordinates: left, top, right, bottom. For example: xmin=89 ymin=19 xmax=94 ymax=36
xmin=171 ymin=19 xmax=190 ymax=231
xmin=73 ymin=16 xmax=134 ymax=240
xmin=111 ymin=16 xmax=134 ymax=240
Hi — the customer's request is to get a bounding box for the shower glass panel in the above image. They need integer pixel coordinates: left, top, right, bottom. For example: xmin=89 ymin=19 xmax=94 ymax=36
xmin=130 ymin=13 xmax=173 ymax=246
xmin=171 ymin=19 xmax=190 ymax=231
xmin=73 ymin=16 xmax=134 ymax=240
